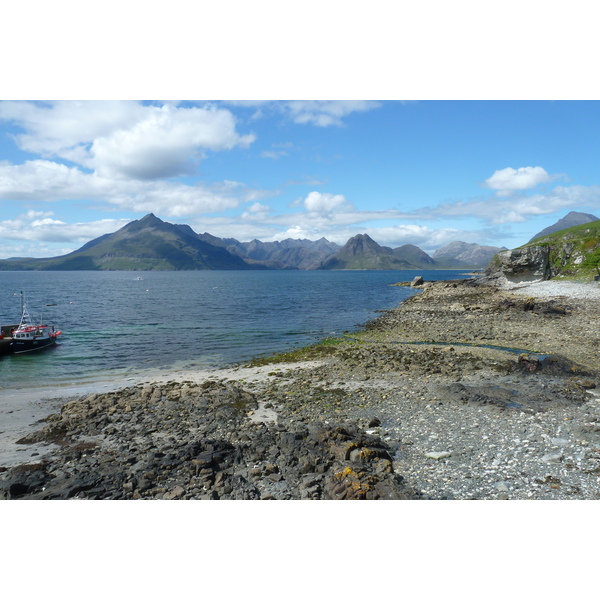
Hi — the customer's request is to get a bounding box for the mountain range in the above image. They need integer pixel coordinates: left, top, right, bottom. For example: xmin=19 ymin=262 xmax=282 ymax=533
xmin=0 ymin=213 xmax=510 ymax=271
xmin=196 ymin=232 xmax=340 ymax=270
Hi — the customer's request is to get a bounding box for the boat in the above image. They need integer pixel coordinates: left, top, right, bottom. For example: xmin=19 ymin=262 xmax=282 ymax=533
xmin=9 ymin=293 xmax=62 ymax=354
xmin=0 ymin=324 xmax=17 ymax=356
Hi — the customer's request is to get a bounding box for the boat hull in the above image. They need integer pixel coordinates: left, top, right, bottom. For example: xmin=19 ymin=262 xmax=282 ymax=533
xmin=10 ymin=336 xmax=57 ymax=354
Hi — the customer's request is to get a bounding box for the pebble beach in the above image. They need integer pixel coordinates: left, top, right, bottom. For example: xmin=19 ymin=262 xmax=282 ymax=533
xmin=2 ymin=277 xmax=599 ymax=500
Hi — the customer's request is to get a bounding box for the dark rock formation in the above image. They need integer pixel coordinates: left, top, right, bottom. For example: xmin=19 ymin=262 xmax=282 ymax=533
xmin=485 ymin=246 xmax=550 ymax=282
xmin=0 ymin=380 xmax=420 ymax=500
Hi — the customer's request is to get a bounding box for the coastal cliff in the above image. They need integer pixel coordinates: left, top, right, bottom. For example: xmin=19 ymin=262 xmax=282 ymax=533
xmin=486 ymin=220 xmax=600 ymax=283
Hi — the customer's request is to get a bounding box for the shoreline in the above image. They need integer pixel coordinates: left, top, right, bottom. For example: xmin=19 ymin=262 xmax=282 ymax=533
xmin=2 ymin=277 xmax=599 ymax=499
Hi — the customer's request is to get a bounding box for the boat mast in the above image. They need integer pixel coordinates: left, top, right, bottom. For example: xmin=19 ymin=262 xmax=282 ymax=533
xmin=19 ymin=291 xmax=33 ymax=327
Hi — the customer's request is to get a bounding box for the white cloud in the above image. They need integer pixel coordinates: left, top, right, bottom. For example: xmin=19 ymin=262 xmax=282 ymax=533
xmin=302 ymin=191 xmax=352 ymax=215
xmin=0 ymin=213 xmax=131 ymax=257
xmin=224 ymin=100 xmax=381 ymax=127
xmin=30 ymin=217 xmax=66 ymax=227
xmin=0 ymin=160 xmax=108 ymax=200
xmin=0 ymin=100 xmax=142 ymax=161
xmin=271 ymin=225 xmax=317 ymax=241
xmin=196 ymin=216 xmax=487 ymax=251
xmin=0 ymin=159 xmax=272 ymax=217
xmin=0 ymin=101 xmax=256 ymax=180
xmin=284 ymin=101 xmax=381 ymax=127
xmin=104 ymin=180 xmax=263 ymax=217
xmin=90 ymin=104 xmax=255 ymax=180
xmin=414 ymin=184 xmax=600 ymax=225
xmin=242 ymin=202 xmax=271 ymax=220
xmin=192 ymin=201 xmax=487 ymax=250
xmin=484 ymin=166 xmax=556 ymax=196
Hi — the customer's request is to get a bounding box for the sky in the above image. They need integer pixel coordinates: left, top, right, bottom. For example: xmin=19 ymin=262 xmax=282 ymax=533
xmin=1 ymin=3 xmax=598 ymax=261
xmin=2 ymin=99 xmax=599 ymax=260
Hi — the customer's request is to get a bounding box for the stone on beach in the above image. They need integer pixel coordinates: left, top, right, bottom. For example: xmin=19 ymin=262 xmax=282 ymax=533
xmin=425 ymin=451 xmax=452 ymax=460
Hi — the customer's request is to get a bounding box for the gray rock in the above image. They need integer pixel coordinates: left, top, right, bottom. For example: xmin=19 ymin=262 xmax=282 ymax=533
xmin=488 ymin=246 xmax=550 ymax=282
xmin=541 ymin=452 xmax=563 ymax=464
xmin=425 ymin=451 xmax=452 ymax=460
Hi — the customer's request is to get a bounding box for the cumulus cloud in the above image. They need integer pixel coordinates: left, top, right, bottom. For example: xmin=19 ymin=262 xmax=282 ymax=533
xmin=0 ymin=101 xmax=256 ymax=180
xmin=0 ymin=213 xmax=131 ymax=257
xmin=90 ymin=104 xmax=255 ymax=180
xmin=302 ymin=191 xmax=352 ymax=215
xmin=0 ymin=159 xmax=272 ymax=217
xmin=241 ymin=202 xmax=271 ymax=220
xmin=0 ymin=160 xmax=109 ymax=200
xmin=484 ymin=166 xmax=556 ymax=196
xmin=0 ymin=100 xmax=142 ymax=162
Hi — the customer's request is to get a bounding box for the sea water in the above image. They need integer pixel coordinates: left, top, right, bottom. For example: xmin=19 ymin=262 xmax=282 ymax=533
xmin=0 ymin=269 xmax=464 ymax=391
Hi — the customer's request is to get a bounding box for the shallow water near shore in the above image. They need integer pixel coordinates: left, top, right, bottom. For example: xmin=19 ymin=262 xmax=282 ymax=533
xmin=0 ymin=269 xmax=464 ymax=394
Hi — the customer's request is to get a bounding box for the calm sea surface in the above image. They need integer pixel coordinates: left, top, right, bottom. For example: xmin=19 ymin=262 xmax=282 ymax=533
xmin=0 ymin=270 xmax=464 ymax=391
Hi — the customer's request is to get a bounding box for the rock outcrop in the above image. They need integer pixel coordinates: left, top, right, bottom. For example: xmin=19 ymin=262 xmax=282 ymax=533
xmin=486 ymin=219 xmax=600 ymax=282
xmin=485 ymin=246 xmax=550 ymax=283
xmin=0 ymin=380 xmax=419 ymax=500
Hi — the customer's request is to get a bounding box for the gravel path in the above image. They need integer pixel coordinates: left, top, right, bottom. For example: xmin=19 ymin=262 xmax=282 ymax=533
xmin=503 ymin=279 xmax=600 ymax=300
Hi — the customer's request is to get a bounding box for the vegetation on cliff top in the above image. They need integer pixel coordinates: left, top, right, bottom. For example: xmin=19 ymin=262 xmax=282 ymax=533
xmin=522 ymin=219 xmax=600 ymax=279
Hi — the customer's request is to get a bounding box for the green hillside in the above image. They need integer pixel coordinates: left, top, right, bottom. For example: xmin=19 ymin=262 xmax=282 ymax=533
xmin=488 ymin=219 xmax=600 ymax=280
xmin=528 ymin=219 xmax=600 ymax=278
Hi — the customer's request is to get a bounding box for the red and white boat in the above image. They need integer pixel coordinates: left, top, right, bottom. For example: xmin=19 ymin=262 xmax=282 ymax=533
xmin=10 ymin=293 xmax=62 ymax=354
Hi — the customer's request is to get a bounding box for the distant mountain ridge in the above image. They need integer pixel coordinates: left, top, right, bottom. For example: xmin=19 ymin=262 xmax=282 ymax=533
xmin=198 ymin=233 xmax=339 ymax=270
xmin=432 ymin=241 xmax=506 ymax=269
xmin=319 ymin=234 xmax=501 ymax=270
xmin=0 ymin=213 xmax=504 ymax=271
xmin=529 ymin=211 xmax=599 ymax=241
xmin=319 ymin=234 xmax=410 ymax=270
xmin=0 ymin=213 xmax=255 ymax=271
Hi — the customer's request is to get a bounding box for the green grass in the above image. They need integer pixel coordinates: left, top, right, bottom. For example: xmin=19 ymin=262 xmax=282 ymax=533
xmin=520 ymin=220 xmax=600 ymax=279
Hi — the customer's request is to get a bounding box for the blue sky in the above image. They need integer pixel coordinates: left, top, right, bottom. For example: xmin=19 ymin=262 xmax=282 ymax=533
xmin=1 ymin=3 xmax=598 ymax=261
xmin=1 ymin=99 xmax=598 ymax=259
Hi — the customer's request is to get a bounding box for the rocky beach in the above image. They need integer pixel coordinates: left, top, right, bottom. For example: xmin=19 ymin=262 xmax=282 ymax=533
xmin=1 ymin=276 xmax=599 ymax=500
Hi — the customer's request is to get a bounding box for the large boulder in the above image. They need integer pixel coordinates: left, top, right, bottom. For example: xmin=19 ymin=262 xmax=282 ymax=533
xmin=486 ymin=246 xmax=550 ymax=283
